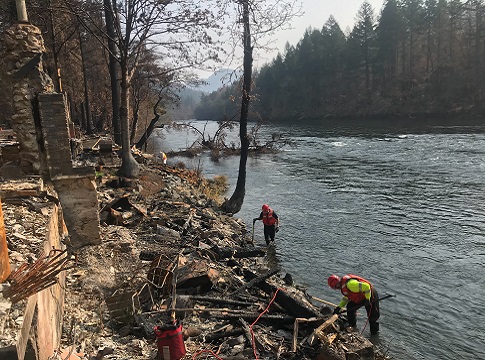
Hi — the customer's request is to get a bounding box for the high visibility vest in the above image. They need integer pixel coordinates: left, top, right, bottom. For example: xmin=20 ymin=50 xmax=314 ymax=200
xmin=262 ymin=210 xmax=276 ymax=226
xmin=340 ymin=274 xmax=372 ymax=303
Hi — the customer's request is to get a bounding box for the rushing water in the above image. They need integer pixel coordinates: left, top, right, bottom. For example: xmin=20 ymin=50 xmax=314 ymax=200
xmin=154 ymin=120 xmax=485 ymax=360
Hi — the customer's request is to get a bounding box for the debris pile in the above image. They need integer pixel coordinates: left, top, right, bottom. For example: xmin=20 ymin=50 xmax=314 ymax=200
xmin=0 ymin=163 xmax=391 ymax=360
xmin=59 ymin=164 xmax=390 ymax=360
xmin=0 ymin=188 xmax=54 ymax=349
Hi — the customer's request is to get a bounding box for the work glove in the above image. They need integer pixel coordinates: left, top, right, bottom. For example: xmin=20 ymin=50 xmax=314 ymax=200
xmin=253 ymin=219 xmax=257 ymax=224
xmin=363 ymin=299 xmax=371 ymax=309
xmin=275 ymin=226 xmax=279 ymax=233
xmin=333 ymin=307 xmax=341 ymax=315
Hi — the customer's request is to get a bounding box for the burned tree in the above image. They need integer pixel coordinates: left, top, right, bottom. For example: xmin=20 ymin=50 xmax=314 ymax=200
xmin=221 ymin=0 xmax=302 ymax=214
xmin=68 ymin=0 xmax=225 ymax=177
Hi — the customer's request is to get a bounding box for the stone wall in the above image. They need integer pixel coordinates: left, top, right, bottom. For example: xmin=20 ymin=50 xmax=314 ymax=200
xmin=2 ymin=24 xmax=53 ymax=176
xmin=1 ymin=23 xmax=101 ymax=248
xmin=37 ymin=93 xmax=101 ymax=247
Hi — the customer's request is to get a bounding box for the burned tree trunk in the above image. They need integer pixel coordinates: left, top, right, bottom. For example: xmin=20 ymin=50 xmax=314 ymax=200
xmin=221 ymin=0 xmax=252 ymax=215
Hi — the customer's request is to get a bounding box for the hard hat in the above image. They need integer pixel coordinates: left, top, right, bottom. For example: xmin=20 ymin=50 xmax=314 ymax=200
xmin=327 ymin=275 xmax=340 ymax=289
xmin=262 ymin=204 xmax=269 ymax=211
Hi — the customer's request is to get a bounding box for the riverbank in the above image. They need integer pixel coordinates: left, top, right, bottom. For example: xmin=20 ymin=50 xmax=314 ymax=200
xmin=1 ymin=157 xmax=391 ymax=360
xmin=61 ymin=158 xmax=390 ymax=359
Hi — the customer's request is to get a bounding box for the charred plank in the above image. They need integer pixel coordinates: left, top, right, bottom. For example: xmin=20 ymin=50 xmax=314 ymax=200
xmin=227 ymin=259 xmax=321 ymax=319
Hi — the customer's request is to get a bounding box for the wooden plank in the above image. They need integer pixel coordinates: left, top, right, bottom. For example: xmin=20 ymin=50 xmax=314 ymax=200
xmin=309 ymin=295 xmax=340 ymax=308
xmin=292 ymin=317 xmax=321 ymax=352
xmin=0 ymin=199 xmax=11 ymax=282
xmin=16 ymin=294 xmax=37 ymax=360
xmin=307 ymin=314 xmax=339 ymax=346
xmin=0 ymin=179 xmax=44 ymax=199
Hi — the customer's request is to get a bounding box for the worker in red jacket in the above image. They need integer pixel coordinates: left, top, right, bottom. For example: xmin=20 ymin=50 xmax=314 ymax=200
xmin=328 ymin=274 xmax=380 ymax=335
xmin=253 ymin=204 xmax=279 ymax=245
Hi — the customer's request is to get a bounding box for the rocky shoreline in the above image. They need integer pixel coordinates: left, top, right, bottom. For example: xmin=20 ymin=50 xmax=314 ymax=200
xmin=1 ymin=160 xmax=391 ymax=360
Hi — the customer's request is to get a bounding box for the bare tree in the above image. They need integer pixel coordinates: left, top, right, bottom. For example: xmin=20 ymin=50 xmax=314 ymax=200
xmin=103 ymin=0 xmax=121 ymax=145
xmin=220 ymin=0 xmax=302 ymax=214
xmin=69 ymin=0 xmax=225 ymax=177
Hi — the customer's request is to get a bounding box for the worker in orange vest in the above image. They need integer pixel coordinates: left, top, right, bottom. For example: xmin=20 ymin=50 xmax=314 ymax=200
xmin=328 ymin=274 xmax=380 ymax=335
xmin=253 ymin=204 xmax=279 ymax=245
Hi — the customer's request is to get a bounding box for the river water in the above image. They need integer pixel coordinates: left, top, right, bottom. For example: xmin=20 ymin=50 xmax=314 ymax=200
xmin=154 ymin=120 xmax=485 ymax=360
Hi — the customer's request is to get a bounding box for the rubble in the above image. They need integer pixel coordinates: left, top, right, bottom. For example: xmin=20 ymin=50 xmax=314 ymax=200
xmin=0 ymin=162 xmax=391 ymax=360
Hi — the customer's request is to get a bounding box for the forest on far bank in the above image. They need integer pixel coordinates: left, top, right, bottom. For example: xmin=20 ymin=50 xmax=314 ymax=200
xmin=193 ymin=0 xmax=485 ymax=123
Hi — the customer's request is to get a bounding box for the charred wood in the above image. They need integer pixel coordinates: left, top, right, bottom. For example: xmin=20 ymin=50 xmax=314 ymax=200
xmin=227 ymin=259 xmax=321 ymax=319
xmin=188 ymin=295 xmax=254 ymax=307
xmin=239 ymin=317 xmax=266 ymax=354
xmin=211 ymin=246 xmax=266 ymax=259
xmin=201 ymin=329 xmax=246 ymax=343
xmin=231 ymin=267 xmax=280 ymax=294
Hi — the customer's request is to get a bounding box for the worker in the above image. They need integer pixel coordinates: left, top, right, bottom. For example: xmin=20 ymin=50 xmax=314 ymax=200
xmin=160 ymin=151 xmax=167 ymax=165
xmin=253 ymin=204 xmax=279 ymax=245
xmin=327 ymin=274 xmax=380 ymax=335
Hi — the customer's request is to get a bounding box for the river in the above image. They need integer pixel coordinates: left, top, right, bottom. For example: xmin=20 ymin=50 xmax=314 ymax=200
xmin=153 ymin=119 xmax=485 ymax=360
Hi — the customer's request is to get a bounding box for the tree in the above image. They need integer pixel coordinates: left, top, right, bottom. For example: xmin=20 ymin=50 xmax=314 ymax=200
xmin=70 ymin=0 xmax=225 ymax=177
xmin=103 ymin=0 xmax=121 ymax=144
xmin=424 ymin=0 xmax=439 ymax=74
xmin=353 ymin=1 xmax=377 ymax=94
xmin=401 ymin=0 xmax=425 ymax=83
xmin=220 ymin=0 xmax=301 ymax=214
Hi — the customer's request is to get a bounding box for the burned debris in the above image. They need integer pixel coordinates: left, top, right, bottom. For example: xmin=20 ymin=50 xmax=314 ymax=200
xmin=56 ymin=164 xmax=390 ymax=360
xmin=0 ymin=163 xmax=391 ymax=360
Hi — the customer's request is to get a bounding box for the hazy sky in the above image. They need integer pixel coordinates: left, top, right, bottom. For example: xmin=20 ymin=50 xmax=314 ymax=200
xmin=255 ymin=0 xmax=386 ymax=67
xmin=197 ymin=0 xmax=386 ymax=78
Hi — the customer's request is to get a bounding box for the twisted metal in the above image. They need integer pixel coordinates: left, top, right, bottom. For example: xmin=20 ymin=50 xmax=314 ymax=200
xmin=3 ymin=248 xmax=74 ymax=303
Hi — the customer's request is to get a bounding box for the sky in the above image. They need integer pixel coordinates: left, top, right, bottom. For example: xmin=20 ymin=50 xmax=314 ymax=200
xmin=200 ymin=0 xmax=386 ymax=78
xmin=256 ymin=0 xmax=386 ymax=68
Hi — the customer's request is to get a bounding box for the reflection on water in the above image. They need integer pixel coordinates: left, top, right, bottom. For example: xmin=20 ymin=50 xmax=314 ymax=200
xmin=155 ymin=120 xmax=485 ymax=360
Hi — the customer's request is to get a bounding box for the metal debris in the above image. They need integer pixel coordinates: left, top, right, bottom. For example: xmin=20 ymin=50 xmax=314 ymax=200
xmin=3 ymin=248 xmax=73 ymax=303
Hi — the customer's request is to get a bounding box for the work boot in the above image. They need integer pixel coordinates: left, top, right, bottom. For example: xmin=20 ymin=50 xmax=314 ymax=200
xmin=370 ymin=322 xmax=379 ymax=335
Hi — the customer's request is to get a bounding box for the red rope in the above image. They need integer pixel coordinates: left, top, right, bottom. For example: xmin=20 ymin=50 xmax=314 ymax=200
xmin=249 ymin=287 xmax=285 ymax=359
xmin=191 ymin=288 xmax=285 ymax=360
xmin=192 ymin=349 xmax=224 ymax=359
xmin=359 ymin=303 xmax=371 ymax=335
